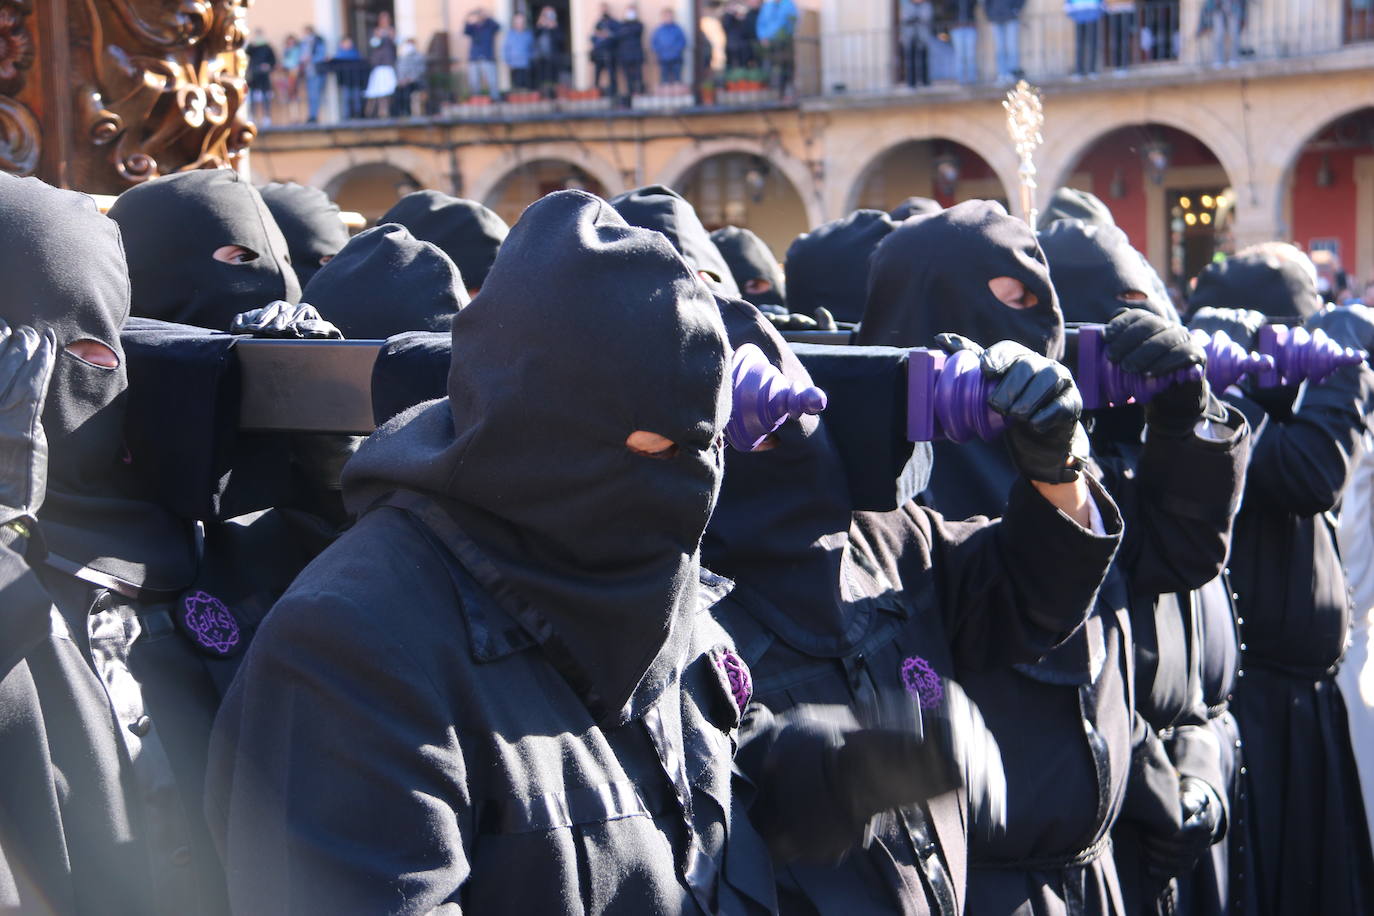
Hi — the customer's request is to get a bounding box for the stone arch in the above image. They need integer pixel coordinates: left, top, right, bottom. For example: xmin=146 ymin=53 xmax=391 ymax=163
xmin=319 ymin=162 xmax=425 ymax=224
xmin=478 ymin=159 xmax=614 ymax=227
xmin=844 ymin=138 xmax=1012 ymax=216
xmin=307 ymin=146 xmax=444 ymax=201
xmin=466 ymin=144 xmax=625 ymax=209
xmin=653 ymin=138 xmax=825 ymax=230
xmin=1277 ymin=104 xmax=1374 ymax=282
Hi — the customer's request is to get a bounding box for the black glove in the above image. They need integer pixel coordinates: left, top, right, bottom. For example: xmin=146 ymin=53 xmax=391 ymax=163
xmin=1104 ymin=308 xmax=1209 ymax=437
xmin=1304 ymin=303 xmax=1374 ymax=354
xmin=937 ymin=333 xmax=1088 ymax=484
xmin=764 ymin=307 xmax=838 ymax=332
xmin=1142 ymin=776 xmax=1223 ymax=881
xmin=836 ymin=678 xmax=1006 ymax=839
xmin=1187 ymin=306 xmax=1268 ymax=351
xmin=0 ymin=321 xmax=56 ymax=528
xmin=231 ymin=301 xmax=343 ymax=339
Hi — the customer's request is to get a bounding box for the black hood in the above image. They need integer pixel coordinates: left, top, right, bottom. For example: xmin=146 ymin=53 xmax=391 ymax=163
xmin=610 ymin=185 xmax=743 ymax=299
xmin=258 ymin=181 xmax=350 ymax=288
xmin=710 ymin=225 xmax=786 ymax=309
xmin=344 ymin=190 xmax=731 ymax=725
xmin=0 ymin=174 xmax=194 ymax=591
xmin=785 ymin=209 xmax=898 ymax=324
xmin=703 ymin=299 xmax=886 ymax=656
xmin=303 ymin=223 xmax=469 ymax=339
xmin=1189 ymin=248 xmax=1321 ymax=321
xmin=1039 ymin=219 xmax=1178 ymax=324
xmin=889 ymin=197 xmax=943 ymax=222
xmin=859 ymin=199 xmax=1064 ymax=359
xmin=380 ymin=190 xmax=509 ymax=293
xmin=1037 ymin=187 xmax=1117 ymax=231
xmin=109 ymin=169 xmax=301 ymax=331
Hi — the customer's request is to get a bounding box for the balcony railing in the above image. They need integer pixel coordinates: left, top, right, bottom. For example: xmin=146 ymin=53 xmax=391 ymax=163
xmin=256 ymin=1 xmax=1372 ymax=130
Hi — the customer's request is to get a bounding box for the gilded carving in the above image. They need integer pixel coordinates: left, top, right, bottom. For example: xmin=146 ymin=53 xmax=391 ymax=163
xmin=75 ymin=0 xmax=252 ymax=187
xmin=0 ymin=0 xmax=37 ymax=175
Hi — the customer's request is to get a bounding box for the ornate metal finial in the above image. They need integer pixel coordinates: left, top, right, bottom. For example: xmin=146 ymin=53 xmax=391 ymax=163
xmin=1003 ymin=80 xmax=1045 ymax=227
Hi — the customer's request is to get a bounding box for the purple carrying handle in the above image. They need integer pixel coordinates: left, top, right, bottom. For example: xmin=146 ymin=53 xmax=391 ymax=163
xmin=1255 ymin=324 xmax=1366 ymax=388
xmin=725 ymin=343 xmax=828 ymax=451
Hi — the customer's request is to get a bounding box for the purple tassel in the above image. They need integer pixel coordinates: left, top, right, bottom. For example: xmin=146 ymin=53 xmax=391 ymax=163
xmin=1256 ymin=325 xmax=1367 ymax=388
xmin=725 ymin=343 xmax=828 ymax=452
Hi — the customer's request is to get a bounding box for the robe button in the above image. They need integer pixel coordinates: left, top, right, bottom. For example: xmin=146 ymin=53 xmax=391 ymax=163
xmin=171 ymin=846 xmax=192 ymax=866
xmin=128 ymin=715 xmax=152 ymax=738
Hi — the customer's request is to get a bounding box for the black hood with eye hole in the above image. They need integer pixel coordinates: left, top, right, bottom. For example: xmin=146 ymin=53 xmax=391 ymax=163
xmin=109 ymin=170 xmax=300 ymax=331
xmin=710 ymin=225 xmax=786 ymax=309
xmin=610 ymin=185 xmax=742 ymax=299
xmin=1037 ymin=187 xmax=1117 ymax=232
xmin=785 ymin=209 xmax=898 ymax=324
xmin=258 ymin=181 xmax=351 ymax=288
xmin=0 ymin=173 xmax=195 ymax=591
xmin=380 ymin=190 xmax=510 ymax=292
xmin=1189 ymin=249 xmax=1322 ymax=321
xmin=858 ymin=199 xmax=1064 ymax=359
xmin=702 ymin=298 xmax=927 ymax=656
xmin=1039 ymin=219 xmax=1178 ymax=325
xmin=343 ymin=190 xmax=731 ymax=725
xmin=304 ymin=223 xmax=469 ymax=339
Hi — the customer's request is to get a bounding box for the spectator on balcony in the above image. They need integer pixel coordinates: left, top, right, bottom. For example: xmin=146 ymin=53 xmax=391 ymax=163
xmin=950 ymin=0 xmax=979 ymax=84
xmin=329 ymin=36 xmax=368 ymax=120
xmin=395 ymin=39 xmax=426 ymax=115
xmin=1104 ymin=0 xmax=1135 ymax=70
xmin=723 ymin=1 xmax=754 ymax=70
xmin=591 ymin=5 xmax=619 ymax=96
xmin=279 ymin=34 xmax=302 ymax=122
xmin=1066 ymin=0 xmax=1105 ymax=77
xmin=534 ymin=7 xmax=566 ymax=94
xmin=757 ymin=0 xmax=797 ymax=97
xmin=615 ymin=5 xmax=647 ymax=99
xmin=1199 ymin=0 xmax=1246 ymax=66
xmin=365 ymin=12 xmax=399 ymax=117
xmin=899 ymin=0 xmax=933 ymax=88
xmin=986 ymin=0 xmax=1026 ymax=85
xmin=504 ymin=13 xmax=535 ymax=92
xmin=302 ymin=25 xmax=328 ymax=123
xmin=464 ymin=9 xmax=501 ymax=101
xmin=699 ymin=0 xmax=727 ymax=86
xmin=652 ymin=8 xmax=689 ymax=87
xmin=246 ymin=30 xmax=277 ymax=127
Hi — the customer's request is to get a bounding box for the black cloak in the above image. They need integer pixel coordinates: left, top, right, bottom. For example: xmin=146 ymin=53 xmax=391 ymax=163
xmin=379 ymin=189 xmax=510 ymax=293
xmin=207 ymin=190 xmax=790 ymax=914
xmin=1189 ymin=249 xmax=1322 ymax=321
xmin=890 ymin=197 xmax=943 ymax=222
xmin=0 ymin=173 xmax=227 ymax=914
xmin=710 ymin=225 xmax=787 ymax=309
xmin=257 ymin=181 xmax=350 ymax=287
xmin=784 ymin=209 xmax=898 ymax=324
xmin=1037 ymin=187 xmax=1117 ymax=231
xmin=108 ymin=169 xmax=301 ymax=331
xmin=303 ymin=223 xmax=469 ymax=339
xmin=610 ymin=184 xmax=743 ymax=299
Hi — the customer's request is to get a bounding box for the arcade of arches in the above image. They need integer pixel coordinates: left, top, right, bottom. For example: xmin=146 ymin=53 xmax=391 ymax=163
xmin=249 ymin=68 xmax=1374 ymax=288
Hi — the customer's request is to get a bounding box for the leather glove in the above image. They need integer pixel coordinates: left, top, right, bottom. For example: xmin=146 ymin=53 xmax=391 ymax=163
xmin=836 ymin=678 xmax=1006 ymax=840
xmin=1104 ymin=308 xmax=1209 ymax=437
xmin=1304 ymin=303 xmax=1374 ymax=354
xmin=937 ymin=333 xmax=1088 ymax=484
xmin=764 ymin=307 xmax=838 ymax=332
xmin=231 ymin=301 xmax=343 ymax=339
xmin=1142 ymin=776 xmax=1223 ymax=881
xmin=1187 ymin=306 xmax=1268 ymax=351
xmin=0 ymin=321 xmax=57 ymax=528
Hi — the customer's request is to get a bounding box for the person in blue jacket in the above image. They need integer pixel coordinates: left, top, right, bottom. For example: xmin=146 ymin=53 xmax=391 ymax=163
xmin=756 ymin=0 xmax=797 ymax=95
xmin=1066 ymin=0 xmax=1105 ymax=76
xmin=651 ymin=8 xmax=689 ymax=86
xmin=504 ymin=12 xmax=535 ymax=91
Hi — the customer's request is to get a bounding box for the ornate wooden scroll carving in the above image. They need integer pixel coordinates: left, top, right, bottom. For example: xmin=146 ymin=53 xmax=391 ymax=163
xmin=1 ymin=0 xmax=254 ymax=192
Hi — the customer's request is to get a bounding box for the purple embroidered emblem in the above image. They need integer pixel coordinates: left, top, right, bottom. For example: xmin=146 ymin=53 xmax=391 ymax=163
xmin=715 ymin=649 xmax=753 ymax=712
xmin=181 ymin=591 xmax=240 ymax=656
xmin=901 ymin=656 xmax=944 ymax=710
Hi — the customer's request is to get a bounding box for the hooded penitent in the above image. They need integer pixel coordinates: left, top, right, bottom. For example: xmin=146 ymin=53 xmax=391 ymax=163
xmin=1038 ymin=219 xmax=1178 ymax=324
xmin=0 ymin=174 xmax=194 ymax=592
xmin=344 ymin=189 xmax=731 ymax=724
xmin=784 ymin=209 xmax=898 ymax=324
xmin=258 ymin=181 xmax=351 ymax=287
xmin=1037 ymin=187 xmax=1117 ymax=232
xmin=610 ymin=184 xmax=743 ymax=299
xmin=303 ymin=223 xmax=469 ymax=338
xmin=1189 ymin=246 xmax=1323 ymax=320
xmin=889 ymin=196 xmax=943 ymax=222
xmin=108 ymin=169 xmax=301 ymax=331
xmin=860 ymin=199 xmax=1063 ymax=359
xmin=710 ymin=225 xmax=787 ymax=309
xmin=702 ymin=299 xmax=931 ymax=657
xmin=380 ymin=190 xmax=510 ymax=293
